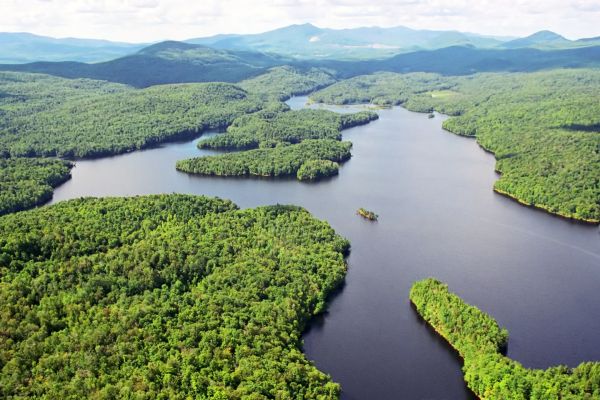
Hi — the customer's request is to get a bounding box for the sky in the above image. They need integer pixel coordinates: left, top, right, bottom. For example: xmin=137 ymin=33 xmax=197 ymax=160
xmin=1 ymin=0 xmax=599 ymax=42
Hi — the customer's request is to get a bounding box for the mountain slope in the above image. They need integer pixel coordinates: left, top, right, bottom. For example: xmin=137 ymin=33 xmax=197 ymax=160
xmin=313 ymin=45 xmax=600 ymax=77
xmin=0 ymin=41 xmax=288 ymax=87
xmin=187 ymin=23 xmax=507 ymax=59
xmin=2 ymin=41 xmax=599 ymax=87
xmin=500 ymin=30 xmax=600 ymax=49
xmin=0 ymin=32 xmax=145 ymax=63
xmin=500 ymin=30 xmax=571 ymax=49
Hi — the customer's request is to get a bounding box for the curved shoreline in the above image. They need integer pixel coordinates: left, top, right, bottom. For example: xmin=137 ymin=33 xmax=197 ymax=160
xmin=493 ymin=187 xmax=600 ymax=225
xmin=311 ymin=99 xmax=599 ymax=225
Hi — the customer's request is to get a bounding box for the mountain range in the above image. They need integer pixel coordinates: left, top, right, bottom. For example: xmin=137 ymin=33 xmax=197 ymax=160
xmin=186 ymin=23 xmax=509 ymax=59
xmin=0 ymin=25 xmax=599 ymax=88
xmin=0 ymin=32 xmax=145 ymax=64
xmin=2 ymin=40 xmax=599 ymax=88
xmin=0 ymin=41 xmax=288 ymax=87
xmin=2 ymin=24 xmax=599 ymax=64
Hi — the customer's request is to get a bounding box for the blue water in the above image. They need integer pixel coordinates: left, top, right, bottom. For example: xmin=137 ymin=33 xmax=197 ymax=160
xmin=51 ymin=97 xmax=600 ymax=399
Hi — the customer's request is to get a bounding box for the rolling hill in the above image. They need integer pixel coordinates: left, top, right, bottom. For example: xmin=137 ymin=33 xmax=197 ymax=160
xmin=0 ymin=41 xmax=288 ymax=87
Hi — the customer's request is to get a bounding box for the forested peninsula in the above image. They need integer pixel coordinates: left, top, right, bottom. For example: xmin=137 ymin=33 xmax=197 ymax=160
xmin=0 ymin=157 xmax=72 ymax=215
xmin=410 ymin=278 xmax=600 ymax=399
xmin=0 ymin=194 xmax=348 ymax=398
xmin=177 ymin=139 xmax=352 ymax=180
xmin=311 ymin=70 xmax=600 ymax=223
xmin=178 ymin=107 xmax=377 ymax=180
xmin=0 ymin=67 xmax=338 ymax=213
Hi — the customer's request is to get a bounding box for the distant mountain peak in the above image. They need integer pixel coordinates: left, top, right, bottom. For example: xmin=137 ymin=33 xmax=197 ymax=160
xmin=526 ymin=30 xmax=566 ymax=41
xmin=500 ymin=30 xmax=570 ymax=49
xmin=276 ymin=23 xmax=321 ymax=35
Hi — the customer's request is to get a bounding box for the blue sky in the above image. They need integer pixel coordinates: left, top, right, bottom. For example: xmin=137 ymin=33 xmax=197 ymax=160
xmin=1 ymin=0 xmax=599 ymax=42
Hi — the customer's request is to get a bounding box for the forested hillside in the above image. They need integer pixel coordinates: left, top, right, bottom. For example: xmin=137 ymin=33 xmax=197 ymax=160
xmin=410 ymin=278 xmax=600 ymax=399
xmin=314 ymin=45 xmax=600 ymax=78
xmin=0 ymin=65 xmax=348 ymax=213
xmin=0 ymin=72 xmax=263 ymax=158
xmin=0 ymin=41 xmax=288 ymax=87
xmin=239 ymin=66 xmax=336 ymax=101
xmin=311 ymin=69 xmax=600 ymax=222
xmin=198 ymin=108 xmax=377 ymax=150
xmin=0 ymin=157 xmax=72 ymax=215
xmin=2 ymin=40 xmax=600 ymax=87
xmin=0 ymin=194 xmax=348 ymax=398
xmin=0 ymin=71 xmax=267 ymax=213
xmin=178 ymin=105 xmax=377 ymax=181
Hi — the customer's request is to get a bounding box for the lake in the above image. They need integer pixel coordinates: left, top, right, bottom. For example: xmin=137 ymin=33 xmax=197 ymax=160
xmin=51 ymin=97 xmax=600 ymax=400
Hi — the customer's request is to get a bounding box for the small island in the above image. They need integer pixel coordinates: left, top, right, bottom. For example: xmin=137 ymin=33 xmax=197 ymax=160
xmin=357 ymin=208 xmax=378 ymax=221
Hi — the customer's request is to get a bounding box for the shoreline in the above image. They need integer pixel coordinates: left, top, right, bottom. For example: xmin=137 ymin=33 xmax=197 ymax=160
xmin=493 ymin=188 xmax=600 ymax=225
xmin=311 ymin=98 xmax=600 ymax=226
xmin=409 ymin=300 xmax=483 ymax=400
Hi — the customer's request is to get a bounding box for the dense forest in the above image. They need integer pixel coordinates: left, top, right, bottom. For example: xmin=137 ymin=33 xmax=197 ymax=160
xmin=311 ymin=69 xmax=600 ymax=223
xmin=0 ymin=194 xmax=349 ymax=398
xmin=410 ymin=278 xmax=600 ymax=399
xmin=177 ymin=139 xmax=352 ymax=180
xmin=199 ymin=108 xmax=378 ymax=150
xmin=0 ymin=157 xmax=72 ymax=215
xmin=180 ymin=99 xmax=377 ymax=181
xmin=239 ymin=66 xmax=337 ymax=101
xmin=0 ymin=71 xmax=268 ymax=213
xmin=0 ymin=72 xmax=264 ymax=158
xmin=297 ymin=159 xmax=339 ymax=181
xmin=0 ymin=66 xmax=372 ymax=214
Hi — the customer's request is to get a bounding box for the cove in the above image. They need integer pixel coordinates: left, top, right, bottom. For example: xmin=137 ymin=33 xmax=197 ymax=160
xmin=50 ymin=96 xmax=600 ymax=399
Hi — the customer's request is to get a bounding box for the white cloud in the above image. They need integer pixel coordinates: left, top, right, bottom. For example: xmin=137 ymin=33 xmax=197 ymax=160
xmin=0 ymin=0 xmax=598 ymax=42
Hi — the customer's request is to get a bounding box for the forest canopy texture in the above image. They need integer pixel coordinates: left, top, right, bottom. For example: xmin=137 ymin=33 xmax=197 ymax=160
xmin=0 ymin=194 xmax=349 ymax=399
xmin=410 ymin=278 xmax=600 ymax=399
xmin=0 ymin=157 xmax=72 ymax=215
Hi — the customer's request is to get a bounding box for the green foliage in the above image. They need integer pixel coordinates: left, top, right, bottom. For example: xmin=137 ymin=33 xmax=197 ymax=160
xmin=199 ymin=108 xmax=377 ymax=151
xmin=311 ymin=72 xmax=452 ymax=106
xmin=339 ymin=111 xmax=380 ymax=128
xmin=297 ymin=159 xmax=339 ymax=181
xmin=178 ymin=139 xmax=352 ymax=179
xmin=0 ymin=194 xmax=349 ymax=398
xmin=311 ymin=69 xmax=600 ymax=222
xmin=184 ymin=93 xmax=376 ymax=181
xmin=0 ymin=71 xmax=263 ymax=158
xmin=0 ymin=157 xmax=72 ymax=215
xmin=357 ymin=208 xmax=378 ymax=221
xmin=239 ymin=66 xmax=337 ymax=101
xmin=410 ymin=278 xmax=600 ymax=400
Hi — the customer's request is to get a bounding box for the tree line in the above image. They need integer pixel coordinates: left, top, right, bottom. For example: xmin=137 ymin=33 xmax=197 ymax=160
xmin=0 ymin=194 xmax=349 ymax=398
xmin=311 ymin=69 xmax=600 ymax=223
xmin=410 ymin=278 xmax=600 ymax=399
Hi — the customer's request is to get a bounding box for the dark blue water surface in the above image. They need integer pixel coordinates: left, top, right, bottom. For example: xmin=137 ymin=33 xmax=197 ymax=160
xmin=51 ymin=97 xmax=600 ymax=400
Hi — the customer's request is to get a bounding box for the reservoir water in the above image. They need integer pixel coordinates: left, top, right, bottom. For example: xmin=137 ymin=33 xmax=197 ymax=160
xmin=51 ymin=97 xmax=600 ymax=399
